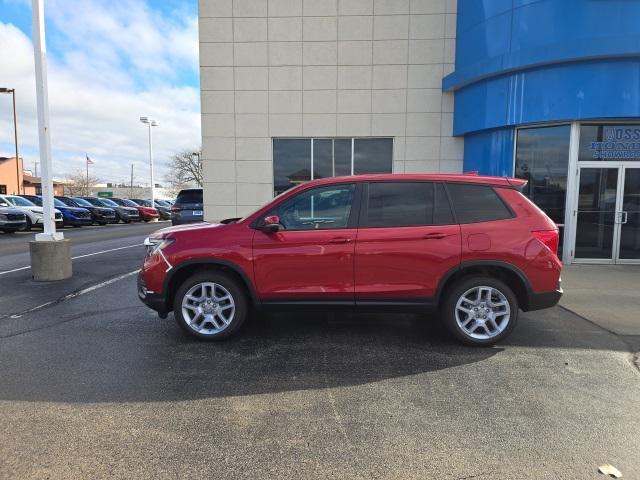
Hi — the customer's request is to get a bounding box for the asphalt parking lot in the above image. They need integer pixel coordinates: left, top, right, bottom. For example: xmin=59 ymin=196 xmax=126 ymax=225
xmin=0 ymin=223 xmax=639 ymax=479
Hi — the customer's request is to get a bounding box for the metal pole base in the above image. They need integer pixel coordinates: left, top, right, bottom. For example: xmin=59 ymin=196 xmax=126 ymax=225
xmin=29 ymin=239 xmax=72 ymax=281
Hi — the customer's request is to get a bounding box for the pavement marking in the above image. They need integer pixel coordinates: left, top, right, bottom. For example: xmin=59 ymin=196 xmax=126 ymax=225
xmin=4 ymin=269 xmax=141 ymax=319
xmin=0 ymin=243 xmax=143 ymax=276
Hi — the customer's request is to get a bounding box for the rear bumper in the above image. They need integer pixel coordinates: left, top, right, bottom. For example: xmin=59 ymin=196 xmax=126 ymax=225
xmin=525 ymin=287 xmax=563 ymax=311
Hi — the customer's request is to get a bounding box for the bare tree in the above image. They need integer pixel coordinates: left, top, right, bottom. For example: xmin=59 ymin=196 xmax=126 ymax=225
xmin=63 ymin=170 xmax=101 ymax=196
xmin=164 ymin=149 xmax=202 ymax=195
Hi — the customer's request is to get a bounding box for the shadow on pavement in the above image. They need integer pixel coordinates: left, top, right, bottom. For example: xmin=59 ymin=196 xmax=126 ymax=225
xmin=0 ymin=310 xmax=500 ymax=404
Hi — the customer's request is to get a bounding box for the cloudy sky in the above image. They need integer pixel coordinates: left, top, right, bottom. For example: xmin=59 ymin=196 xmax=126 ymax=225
xmin=0 ymin=0 xmax=200 ymax=186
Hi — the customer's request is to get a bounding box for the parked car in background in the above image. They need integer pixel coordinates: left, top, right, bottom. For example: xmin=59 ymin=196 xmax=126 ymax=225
xmin=130 ymin=199 xmax=171 ymax=221
xmin=116 ymin=198 xmax=159 ymax=222
xmin=79 ymin=197 xmax=140 ymax=223
xmin=170 ymin=188 xmax=203 ymax=225
xmin=0 ymin=194 xmax=63 ymax=230
xmin=20 ymin=195 xmax=92 ymax=227
xmin=56 ymin=196 xmax=117 ymax=225
xmin=0 ymin=202 xmax=27 ymax=233
xmin=139 ymin=174 xmax=562 ymax=346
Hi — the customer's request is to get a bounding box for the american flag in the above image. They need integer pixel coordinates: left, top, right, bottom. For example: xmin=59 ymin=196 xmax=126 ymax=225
xmin=86 ymin=154 xmax=94 ymax=165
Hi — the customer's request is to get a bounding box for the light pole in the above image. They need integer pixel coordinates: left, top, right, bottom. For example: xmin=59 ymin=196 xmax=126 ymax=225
xmin=139 ymin=116 xmax=157 ymax=206
xmin=0 ymin=88 xmax=20 ymax=194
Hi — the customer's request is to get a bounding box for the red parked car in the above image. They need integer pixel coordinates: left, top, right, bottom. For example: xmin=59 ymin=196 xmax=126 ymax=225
xmin=138 ymin=174 xmax=562 ymax=346
xmin=111 ymin=197 xmax=159 ymax=222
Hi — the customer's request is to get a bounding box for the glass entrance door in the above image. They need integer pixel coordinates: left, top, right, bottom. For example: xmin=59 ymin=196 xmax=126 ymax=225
xmin=574 ymin=167 xmax=619 ymax=261
xmin=573 ymin=166 xmax=640 ymax=263
xmin=618 ymin=168 xmax=640 ymax=262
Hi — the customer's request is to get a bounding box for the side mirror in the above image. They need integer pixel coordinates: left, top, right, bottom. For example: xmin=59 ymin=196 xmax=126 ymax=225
xmin=260 ymin=215 xmax=281 ymax=233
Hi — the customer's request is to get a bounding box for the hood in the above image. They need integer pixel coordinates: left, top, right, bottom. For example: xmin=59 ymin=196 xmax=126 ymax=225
xmin=153 ymin=221 xmax=224 ymax=237
xmin=0 ymin=207 xmax=26 ymax=215
xmin=59 ymin=206 xmax=89 ymax=213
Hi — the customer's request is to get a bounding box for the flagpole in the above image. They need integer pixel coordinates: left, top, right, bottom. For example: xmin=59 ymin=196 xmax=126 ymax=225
xmin=30 ymin=0 xmax=72 ymax=281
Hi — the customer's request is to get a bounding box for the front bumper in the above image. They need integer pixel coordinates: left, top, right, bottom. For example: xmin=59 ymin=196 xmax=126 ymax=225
xmin=0 ymin=221 xmax=26 ymax=231
xmin=65 ymin=217 xmax=93 ymax=226
xmin=137 ymin=271 xmax=168 ymax=316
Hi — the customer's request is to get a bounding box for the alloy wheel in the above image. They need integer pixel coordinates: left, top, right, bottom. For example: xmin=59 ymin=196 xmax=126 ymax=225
xmin=454 ymin=286 xmax=511 ymax=340
xmin=181 ymin=282 xmax=235 ymax=335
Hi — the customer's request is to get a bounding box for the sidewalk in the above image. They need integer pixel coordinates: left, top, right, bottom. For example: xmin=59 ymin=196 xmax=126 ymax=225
xmin=560 ymin=264 xmax=640 ymax=337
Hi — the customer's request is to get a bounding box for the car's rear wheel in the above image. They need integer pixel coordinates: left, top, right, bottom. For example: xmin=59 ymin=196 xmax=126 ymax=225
xmin=441 ymin=276 xmax=518 ymax=346
xmin=173 ymin=271 xmax=248 ymax=340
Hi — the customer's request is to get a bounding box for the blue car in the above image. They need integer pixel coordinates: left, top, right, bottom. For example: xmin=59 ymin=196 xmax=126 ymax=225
xmin=20 ymin=195 xmax=93 ymax=227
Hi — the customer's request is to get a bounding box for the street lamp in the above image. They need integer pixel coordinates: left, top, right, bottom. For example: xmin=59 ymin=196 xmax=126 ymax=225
xmin=0 ymin=88 xmax=20 ymax=194
xmin=139 ymin=116 xmax=158 ymax=206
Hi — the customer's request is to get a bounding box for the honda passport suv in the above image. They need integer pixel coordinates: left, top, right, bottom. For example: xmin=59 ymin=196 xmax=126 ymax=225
xmin=138 ymin=174 xmax=562 ymax=346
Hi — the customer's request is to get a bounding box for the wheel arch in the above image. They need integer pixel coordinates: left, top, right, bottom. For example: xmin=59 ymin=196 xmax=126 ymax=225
xmin=163 ymin=259 xmax=259 ymax=311
xmin=437 ymin=261 xmax=532 ymax=311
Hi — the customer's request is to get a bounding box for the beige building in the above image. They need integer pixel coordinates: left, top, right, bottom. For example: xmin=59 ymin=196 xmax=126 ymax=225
xmin=199 ymin=0 xmax=461 ymax=221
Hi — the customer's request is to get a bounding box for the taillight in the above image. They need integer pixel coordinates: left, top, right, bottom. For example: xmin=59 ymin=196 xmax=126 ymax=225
xmin=532 ymin=230 xmax=559 ymax=256
xmin=171 ymin=206 xmax=181 ymax=212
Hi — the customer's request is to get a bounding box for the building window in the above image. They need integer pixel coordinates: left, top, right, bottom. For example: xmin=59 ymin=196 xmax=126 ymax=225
xmin=0 ymin=185 xmax=6 ymax=195
xmin=579 ymin=124 xmax=640 ymax=161
xmin=515 ymin=125 xmax=571 ymax=256
xmin=273 ymin=138 xmax=393 ymax=195
xmin=35 ymin=186 xmax=42 ymax=195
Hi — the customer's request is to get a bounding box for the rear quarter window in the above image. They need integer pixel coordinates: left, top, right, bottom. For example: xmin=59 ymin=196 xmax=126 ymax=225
xmin=446 ymin=183 xmax=513 ymax=224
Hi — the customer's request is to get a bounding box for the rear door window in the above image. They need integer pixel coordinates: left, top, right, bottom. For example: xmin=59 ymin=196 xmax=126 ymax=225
xmin=364 ymin=182 xmax=455 ymax=227
xmin=446 ymin=183 xmax=512 ymax=223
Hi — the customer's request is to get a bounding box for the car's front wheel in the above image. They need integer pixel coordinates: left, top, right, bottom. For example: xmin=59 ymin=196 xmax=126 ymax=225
xmin=441 ymin=276 xmax=518 ymax=346
xmin=173 ymin=271 xmax=248 ymax=340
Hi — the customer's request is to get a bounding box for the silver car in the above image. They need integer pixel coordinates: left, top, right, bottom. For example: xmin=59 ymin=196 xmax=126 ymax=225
xmin=0 ymin=205 xmax=27 ymax=233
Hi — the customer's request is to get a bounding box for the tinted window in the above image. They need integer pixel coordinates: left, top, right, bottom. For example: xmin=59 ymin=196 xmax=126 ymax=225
xmin=176 ymin=190 xmax=203 ymax=204
xmin=434 ymin=183 xmax=454 ymax=225
xmin=56 ymin=197 xmax=76 ymax=207
xmin=366 ymin=182 xmax=433 ymax=227
xmin=72 ymin=197 xmax=93 ymax=207
xmin=447 ymin=184 xmax=512 ymax=223
xmin=273 ymin=184 xmax=355 ymax=231
xmin=97 ymin=198 xmax=118 ymax=207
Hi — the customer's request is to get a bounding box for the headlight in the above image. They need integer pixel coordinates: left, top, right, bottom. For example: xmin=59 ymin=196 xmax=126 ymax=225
xmin=144 ymin=237 xmax=175 ymax=257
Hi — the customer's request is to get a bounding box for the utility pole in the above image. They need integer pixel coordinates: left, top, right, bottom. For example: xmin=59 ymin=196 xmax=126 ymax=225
xmin=0 ymin=88 xmax=20 ymax=194
xmin=130 ymin=163 xmax=134 ymax=197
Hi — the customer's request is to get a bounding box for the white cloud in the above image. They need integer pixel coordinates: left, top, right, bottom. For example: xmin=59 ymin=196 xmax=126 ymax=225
xmin=0 ymin=1 xmax=200 ymax=186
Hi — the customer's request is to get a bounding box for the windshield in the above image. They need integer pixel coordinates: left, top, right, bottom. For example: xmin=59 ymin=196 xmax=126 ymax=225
xmin=25 ymin=196 xmax=42 ymax=206
xmin=98 ymin=198 xmax=118 ymax=207
xmin=134 ymin=199 xmax=152 ymax=207
xmin=72 ymin=198 xmax=93 ymax=207
xmin=56 ymin=197 xmax=75 ymax=207
xmin=121 ymin=199 xmax=139 ymax=207
xmin=53 ymin=198 xmax=68 ymax=208
xmin=9 ymin=196 xmax=36 ymax=207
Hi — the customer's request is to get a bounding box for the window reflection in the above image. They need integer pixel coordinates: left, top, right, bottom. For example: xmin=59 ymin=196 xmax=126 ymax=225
xmin=515 ymin=125 xmax=571 ymax=256
xmin=273 ymin=138 xmax=393 ymax=196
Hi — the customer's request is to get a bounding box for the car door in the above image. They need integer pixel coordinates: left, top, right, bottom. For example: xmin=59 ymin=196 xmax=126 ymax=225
xmin=354 ymin=181 xmax=461 ymax=302
xmin=252 ymin=183 xmax=359 ymax=302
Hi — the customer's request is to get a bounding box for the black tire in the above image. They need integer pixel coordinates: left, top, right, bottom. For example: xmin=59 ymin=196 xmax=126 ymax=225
xmin=173 ymin=271 xmax=248 ymax=341
xmin=441 ymin=276 xmax=518 ymax=346
xmin=25 ymin=217 xmax=32 ymax=231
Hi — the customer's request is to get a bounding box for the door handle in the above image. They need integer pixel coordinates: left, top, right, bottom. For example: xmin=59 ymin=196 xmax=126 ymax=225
xmin=422 ymin=232 xmax=447 ymax=240
xmin=328 ymin=237 xmax=352 ymax=244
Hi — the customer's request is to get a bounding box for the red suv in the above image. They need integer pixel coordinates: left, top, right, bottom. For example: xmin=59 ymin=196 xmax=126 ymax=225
xmin=138 ymin=174 xmax=562 ymax=346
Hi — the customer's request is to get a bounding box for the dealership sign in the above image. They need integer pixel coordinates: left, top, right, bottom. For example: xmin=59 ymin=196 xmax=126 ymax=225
xmin=591 ymin=126 xmax=640 ymax=159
